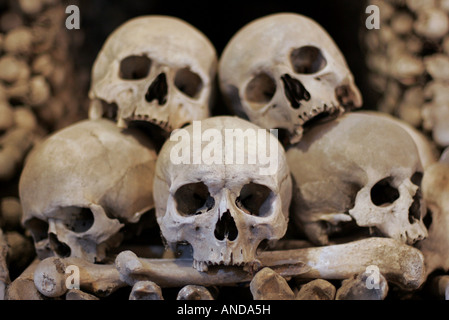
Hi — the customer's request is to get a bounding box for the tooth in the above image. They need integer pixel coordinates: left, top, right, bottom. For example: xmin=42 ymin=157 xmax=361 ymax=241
xmin=117 ymin=117 xmax=127 ymax=128
xmin=193 ymin=260 xmax=208 ymax=272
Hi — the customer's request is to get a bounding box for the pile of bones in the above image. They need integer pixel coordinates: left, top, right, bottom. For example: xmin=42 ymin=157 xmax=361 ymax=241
xmin=4 ymin=12 xmax=449 ymax=300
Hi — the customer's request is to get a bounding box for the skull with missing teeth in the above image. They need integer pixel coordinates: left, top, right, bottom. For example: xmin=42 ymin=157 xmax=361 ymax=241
xmin=19 ymin=119 xmax=157 ymax=262
xmin=89 ymin=15 xmax=217 ymax=132
xmin=153 ymin=116 xmax=292 ymax=272
xmin=219 ymin=13 xmax=362 ymax=144
xmin=287 ymin=112 xmax=428 ymax=246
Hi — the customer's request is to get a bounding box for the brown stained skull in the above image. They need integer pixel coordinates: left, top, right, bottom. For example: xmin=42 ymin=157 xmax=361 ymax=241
xmin=153 ymin=116 xmax=292 ymax=272
xmin=88 ymin=15 xmax=217 ymax=134
xmin=287 ymin=112 xmax=428 ymax=246
xmin=19 ymin=119 xmax=157 ymax=263
xmin=219 ymin=13 xmax=362 ymax=144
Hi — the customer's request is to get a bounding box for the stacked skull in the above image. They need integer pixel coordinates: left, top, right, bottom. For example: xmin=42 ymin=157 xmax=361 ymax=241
xmin=11 ymin=11 xmax=445 ymax=301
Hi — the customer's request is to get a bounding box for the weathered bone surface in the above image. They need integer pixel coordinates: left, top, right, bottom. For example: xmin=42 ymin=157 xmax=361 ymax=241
xmin=89 ymin=15 xmax=217 ymax=133
xmin=250 ymin=267 xmax=295 ymax=300
xmin=33 ymin=256 xmax=126 ymax=298
xmin=129 ymin=281 xmax=164 ymax=300
xmin=335 ymin=272 xmax=389 ymax=300
xmin=287 ymin=112 xmax=428 ymax=245
xmin=295 ymin=279 xmax=336 ymax=300
xmin=176 ymin=285 xmax=214 ymax=300
xmin=219 ymin=13 xmax=362 ymax=144
xmin=361 ymin=111 xmax=438 ymax=169
xmin=5 ymin=259 xmax=44 ymax=300
xmin=65 ymin=289 xmax=99 ymax=300
xmin=19 ymin=119 xmax=157 ymax=263
xmin=116 ymin=237 xmax=425 ymax=290
xmin=153 ymin=116 xmax=292 ymax=272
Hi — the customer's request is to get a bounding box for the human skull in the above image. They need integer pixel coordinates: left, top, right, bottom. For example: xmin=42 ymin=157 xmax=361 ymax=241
xmin=218 ymin=13 xmax=362 ymax=144
xmin=287 ymin=112 xmax=428 ymax=246
xmin=153 ymin=116 xmax=292 ymax=271
xmin=19 ymin=119 xmax=157 ymax=262
xmin=89 ymin=15 xmax=217 ymax=133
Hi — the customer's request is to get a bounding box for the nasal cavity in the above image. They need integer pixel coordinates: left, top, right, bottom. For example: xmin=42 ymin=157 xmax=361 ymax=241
xmin=281 ymin=74 xmax=311 ymax=109
xmin=409 ymin=191 xmax=422 ymax=224
xmin=49 ymin=233 xmax=71 ymax=258
xmin=145 ymin=73 xmax=168 ymax=105
xmin=214 ymin=211 xmax=238 ymax=241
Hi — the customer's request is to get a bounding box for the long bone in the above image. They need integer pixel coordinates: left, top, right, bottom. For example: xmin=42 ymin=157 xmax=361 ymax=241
xmin=33 ymin=256 xmax=126 ymax=298
xmin=116 ymin=238 xmax=425 ymax=291
xmin=34 ymin=237 xmax=425 ymax=298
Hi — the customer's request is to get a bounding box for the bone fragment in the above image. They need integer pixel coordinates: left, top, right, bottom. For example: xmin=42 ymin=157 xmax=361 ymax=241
xmin=34 ymin=256 xmax=126 ymax=298
xmin=295 ymin=279 xmax=336 ymax=300
xmin=65 ymin=289 xmax=100 ymax=300
xmin=250 ymin=267 xmax=295 ymax=300
xmin=5 ymin=259 xmax=44 ymax=300
xmin=335 ymin=272 xmax=389 ymax=300
xmin=176 ymin=285 xmax=214 ymax=300
xmin=129 ymin=281 xmax=163 ymax=300
xmin=116 ymin=237 xmax=425 ymax=290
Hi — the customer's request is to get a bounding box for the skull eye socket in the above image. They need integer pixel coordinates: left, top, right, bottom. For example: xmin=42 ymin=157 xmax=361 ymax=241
xmin=245 ymin=72 xmax=276 ymax=108
xmin=370 ymin=177 xmax=400 ymax=206
xmin=24 ymin=217 xmax=49 ymax=242
xmin=290 ymin=46 xmax=327 ymax=74
xmin=236 ymin=183 xmax=275 ymax=217
xmin=60 ymin=206 xmax=95 ymax=233
xmin=175 ymin=182 xmax=215 ymax=216
xmin=174 ymin=68 xmax=203 ymax=98
xmin=119 ymin=55 xmax=152 ymax=80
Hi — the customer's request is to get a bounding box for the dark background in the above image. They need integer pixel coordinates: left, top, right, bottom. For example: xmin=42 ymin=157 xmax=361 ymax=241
xmin=76 ymin=0 xmax=378 ymax=112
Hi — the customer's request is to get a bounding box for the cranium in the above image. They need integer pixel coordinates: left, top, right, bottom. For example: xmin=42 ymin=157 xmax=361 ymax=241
xmin=218 ymin=13 xmax=362 ymax=144
xmin=287 ymin=112 xmax=428 ymax=245
xmin=153 ymin=116 xmax=292 ymax=271
xmin=88 ymin=15 xmax=217 ymax=134
xmin=19 ymin=119 xmax=157 ymax=262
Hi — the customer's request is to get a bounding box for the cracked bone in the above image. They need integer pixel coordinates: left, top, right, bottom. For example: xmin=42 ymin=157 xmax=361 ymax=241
xmin=116 ymin=237 xmax=425 ymax=290
xmin=33 ymin=256 xmax=126 ymax=298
